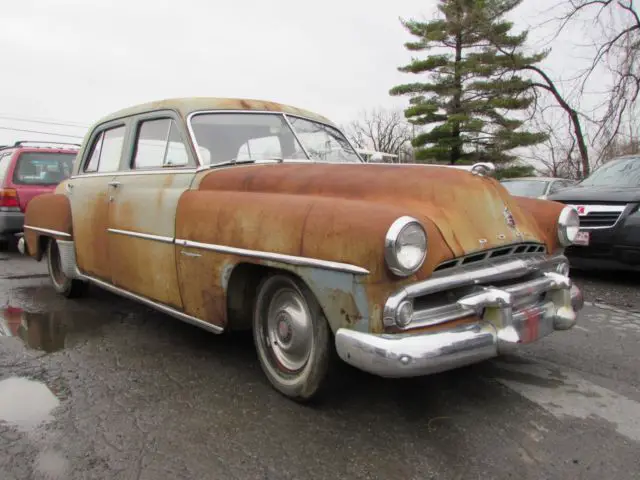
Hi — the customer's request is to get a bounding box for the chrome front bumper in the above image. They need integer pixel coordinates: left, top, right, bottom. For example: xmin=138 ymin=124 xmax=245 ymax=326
xmin=335 ymin=277 xmax=584 ymax=379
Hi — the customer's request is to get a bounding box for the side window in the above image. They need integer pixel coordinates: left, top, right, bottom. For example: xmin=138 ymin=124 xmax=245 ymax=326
xmin=0 ymin=153 xmax=11 ymax=183
xmin=133 ymin=118 xmax=189 ymax=169
xmin=84 ymin=126 xmax=126 ymax=173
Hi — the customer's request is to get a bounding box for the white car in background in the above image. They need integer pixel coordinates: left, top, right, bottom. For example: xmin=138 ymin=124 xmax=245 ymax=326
xmin=501 ymin=176 xmax=577 ymax=199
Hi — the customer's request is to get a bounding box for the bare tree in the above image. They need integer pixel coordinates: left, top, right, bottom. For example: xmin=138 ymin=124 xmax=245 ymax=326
xmin=597 ymin=108 xmax=640 ymax=161
xmin=555 ymin=0 xmax=640 ymax=156
xmin=344 ymin=108 xmax=413 ymax=162
xmin=521 ymin=103 xmax=585 ymax=179
xmin=486 ymin=38 xmax=592 ymax=177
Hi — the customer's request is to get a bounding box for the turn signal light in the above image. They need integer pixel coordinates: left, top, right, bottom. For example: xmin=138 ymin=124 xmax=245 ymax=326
xmin=0 ymin=188 xmax=20 ymax=210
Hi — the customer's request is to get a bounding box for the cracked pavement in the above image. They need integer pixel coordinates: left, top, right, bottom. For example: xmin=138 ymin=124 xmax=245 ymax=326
xmin=0 ymin=251 xmax=639 ymax=479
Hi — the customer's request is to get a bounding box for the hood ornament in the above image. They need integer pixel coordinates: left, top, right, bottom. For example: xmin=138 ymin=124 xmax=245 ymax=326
xmin=503 ymin=206 xmax=516 ymax=228
xmin=470 ymin=162 xmax=496 ymax=177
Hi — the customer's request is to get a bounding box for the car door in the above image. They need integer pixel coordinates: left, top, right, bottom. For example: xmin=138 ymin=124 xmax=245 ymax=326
xmin=107 ymin=113 xmax=197 ymax=309
xmin=68 ymin=122 xmax=127 ymax=281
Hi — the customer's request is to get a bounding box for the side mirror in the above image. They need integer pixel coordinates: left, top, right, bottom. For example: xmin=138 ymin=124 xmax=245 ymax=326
xmin=369 ymin=152 xmax=384 ymax=163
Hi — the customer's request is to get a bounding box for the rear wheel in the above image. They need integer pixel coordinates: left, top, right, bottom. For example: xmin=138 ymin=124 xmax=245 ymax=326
xmin=252 ymin=273 xmax=333 ymax=402
xmin=47 ymin=239 xmax=88 ymax=298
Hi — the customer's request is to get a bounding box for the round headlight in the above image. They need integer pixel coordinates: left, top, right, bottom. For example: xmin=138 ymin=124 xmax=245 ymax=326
xmin=558 ymin=206 xmax=580 ymax=246
xmin=384 ymin=216 xmax=427 ymax=276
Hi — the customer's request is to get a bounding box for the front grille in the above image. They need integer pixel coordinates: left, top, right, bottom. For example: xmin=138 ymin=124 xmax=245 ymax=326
xmin=579 ymin=212 xmax=622 ymax=228
xmin=556 ymin=202 xmax=627 ymax=229
xmin=433 ymin=242 xmax=546 ymax=273
xmin=385 ymin=253 xmax=568 ymax=331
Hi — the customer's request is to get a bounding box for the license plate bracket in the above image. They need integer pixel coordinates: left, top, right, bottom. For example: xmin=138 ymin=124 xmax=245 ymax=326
xmin=574 ymin=230 xmax=590 ymax=246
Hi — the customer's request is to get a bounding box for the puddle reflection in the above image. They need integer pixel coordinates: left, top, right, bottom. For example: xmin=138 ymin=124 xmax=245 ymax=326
xmin=0 ymin=376 xmax=60 ymax=432
xmin=0 ymin=306 xmax=102 ymax=353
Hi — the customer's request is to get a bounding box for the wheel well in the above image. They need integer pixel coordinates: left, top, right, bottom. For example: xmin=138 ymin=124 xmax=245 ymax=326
xmin=225 ymin=263 xmax=322 ymax=332
xmin=226 ymin=263 xmax=270 ymax=331
xmin=37 ymin=235 xmax=50 ymax=261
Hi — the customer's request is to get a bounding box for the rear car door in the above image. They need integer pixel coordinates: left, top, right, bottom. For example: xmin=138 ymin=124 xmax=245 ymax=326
xmin=107 ymin=112 xmax=197 ymax=309
xmin=68 ymin=122 xmax=127 ymax=281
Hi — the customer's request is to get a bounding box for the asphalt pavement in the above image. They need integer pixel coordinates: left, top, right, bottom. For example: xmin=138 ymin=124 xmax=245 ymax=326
xmin=1 ymin=250 xmax=639 ymax=480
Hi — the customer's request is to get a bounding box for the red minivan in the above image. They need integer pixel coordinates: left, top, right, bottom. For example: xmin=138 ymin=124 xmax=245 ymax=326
xmin=0 ymin=141 xmax=78 ymax=250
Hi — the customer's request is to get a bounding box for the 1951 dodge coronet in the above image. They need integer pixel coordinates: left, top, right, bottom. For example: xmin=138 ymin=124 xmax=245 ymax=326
xmin=20 ymin=98 xmax=584 ymax=402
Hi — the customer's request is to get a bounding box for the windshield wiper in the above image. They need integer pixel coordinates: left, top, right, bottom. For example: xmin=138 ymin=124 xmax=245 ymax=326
xmin=198 ymin=157 xmax=288 ymax=171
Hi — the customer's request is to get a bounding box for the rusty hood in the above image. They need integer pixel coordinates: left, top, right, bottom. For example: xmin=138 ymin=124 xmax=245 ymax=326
xmin=196 ymin=163 xmax=550 ymax=258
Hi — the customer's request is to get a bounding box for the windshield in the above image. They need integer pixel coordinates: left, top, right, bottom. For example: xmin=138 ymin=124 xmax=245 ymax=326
xmin=189 ymin=112 xmax=361 ymax=166
xmin=580 ymin=156 xmax=640 ymax=187
xmin=13 ymin=152 xmax=75 ymax=185
xmin=501 ymin=180 xmax=549 ymax=197
xmin=286 ymin=116 xmax=361 ymax=163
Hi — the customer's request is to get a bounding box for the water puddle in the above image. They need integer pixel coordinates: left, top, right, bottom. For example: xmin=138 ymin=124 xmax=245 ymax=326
xmin=0 ymin=306 xmax=105 ymax=353
xmin=0 ymin=376 xmax=60 ymax=432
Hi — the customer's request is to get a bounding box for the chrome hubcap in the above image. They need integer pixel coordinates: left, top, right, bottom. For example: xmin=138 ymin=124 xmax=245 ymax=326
xmin=266 ymin=288 xmax=313 ymax=372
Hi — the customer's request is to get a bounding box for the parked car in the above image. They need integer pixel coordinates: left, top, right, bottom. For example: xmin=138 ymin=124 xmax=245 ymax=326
xmin=501 ymin=176 xmax=577 ymax=199
xmin=0 ymin=141 xmax=78 ymax=250
xmin=548 ymin=154 xmax=640 ymax=272
xmin=20 ymin=98 xmax=584 ymax=402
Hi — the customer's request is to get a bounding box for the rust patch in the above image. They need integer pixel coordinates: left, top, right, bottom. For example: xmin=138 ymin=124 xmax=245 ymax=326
xmin=511 ymin=196 xmax=565 ymax=253
xmin=195 ymin=163 xmax=558 ymax=280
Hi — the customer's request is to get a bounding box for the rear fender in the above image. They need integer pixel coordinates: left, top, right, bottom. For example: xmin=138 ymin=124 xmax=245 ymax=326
xmin=23 ymin=193 xmax=73 ymax=260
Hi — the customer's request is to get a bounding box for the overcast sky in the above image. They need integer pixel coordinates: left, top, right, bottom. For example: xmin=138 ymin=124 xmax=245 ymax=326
xmin=0 ymin=0 xmax=594 ymax=150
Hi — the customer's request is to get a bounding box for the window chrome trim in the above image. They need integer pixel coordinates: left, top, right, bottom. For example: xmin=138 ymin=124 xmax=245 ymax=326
xmin=70 ymin=168 xmax=197 ymax=179
xmin=175 ymin=238 xmax=370 ymax=275
xmin=23 ymin=225 xmax=72 ymax=238
xmin=107 ymin=228 xmax=174 ymax=244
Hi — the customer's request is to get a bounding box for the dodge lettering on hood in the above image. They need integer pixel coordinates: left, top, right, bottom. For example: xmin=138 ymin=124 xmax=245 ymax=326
xmin=19 ymin=98 xmax=585 ymax=402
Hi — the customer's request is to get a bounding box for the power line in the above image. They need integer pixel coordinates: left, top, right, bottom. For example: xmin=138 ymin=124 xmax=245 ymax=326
xmin=0 ymin=126 xmax=85 ymax=139
xmin=0 ymin=114 xmax=90 ymax=129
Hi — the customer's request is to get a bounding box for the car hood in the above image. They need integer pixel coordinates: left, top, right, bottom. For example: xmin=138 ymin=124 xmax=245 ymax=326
xmin=548 ymin=185 xmax=640 ymax=203
xmin=197 ymin=163 xmax=549 ymax=258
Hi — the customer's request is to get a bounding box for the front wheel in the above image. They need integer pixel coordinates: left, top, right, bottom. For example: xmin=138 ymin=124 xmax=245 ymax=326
xmin=47 ymin=239 xmax=88 ymax=298
xmin=252 ymin=273 xmax=333 ymax=402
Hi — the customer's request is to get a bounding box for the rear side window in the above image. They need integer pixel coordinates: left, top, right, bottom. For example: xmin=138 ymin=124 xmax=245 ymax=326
xmin=84 ymin=126 xmax=126 ymax=173
xmin=0 ymin=153 xmax=12 ymax=184
xmin=12 ymin=152 xmax=76 ymax=185
xmin=132 ymin=118 xmax=189 ymax=169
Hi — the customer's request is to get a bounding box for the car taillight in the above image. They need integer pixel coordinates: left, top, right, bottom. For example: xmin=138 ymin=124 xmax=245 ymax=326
xmin=0 ymin=188 xmax=20 ymax=211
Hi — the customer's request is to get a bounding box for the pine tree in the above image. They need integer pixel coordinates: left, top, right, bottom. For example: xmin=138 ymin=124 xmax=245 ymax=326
xmin=390 ymin=0 xmax=548 ymax=165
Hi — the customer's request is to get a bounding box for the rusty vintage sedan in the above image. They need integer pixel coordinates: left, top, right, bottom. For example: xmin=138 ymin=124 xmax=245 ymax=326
xmin=20 ymin=98 xmax=584 ymax=401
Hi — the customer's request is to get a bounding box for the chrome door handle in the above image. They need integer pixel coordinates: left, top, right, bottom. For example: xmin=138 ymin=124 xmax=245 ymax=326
xmin=108 ymin=181 xmax=121 ymax=188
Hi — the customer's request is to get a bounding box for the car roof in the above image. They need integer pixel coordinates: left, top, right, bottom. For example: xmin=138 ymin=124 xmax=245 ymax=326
xmin=0 ymin=146 xmax=79 ymax=155
xmin=95 ymin=97 xmax=336 ymax=128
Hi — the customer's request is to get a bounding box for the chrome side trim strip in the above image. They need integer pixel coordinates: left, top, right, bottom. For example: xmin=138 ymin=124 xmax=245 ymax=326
xmin=107 ymin=228 xmax=174 ymax=244
xmin=80 ymin=273 xmax=224 ymax=334
xmin=70 ymin=168 xmax=197 ymax=180
xmin=23 ymin=225 xmax=72 ymax=238
xmin=175 ymin=238 xmax=370 ymax=275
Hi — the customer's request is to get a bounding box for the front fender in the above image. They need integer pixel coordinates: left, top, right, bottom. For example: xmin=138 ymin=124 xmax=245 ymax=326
xmin=511 ymin=196 xmax=565 ymax=253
